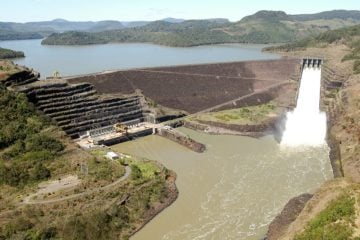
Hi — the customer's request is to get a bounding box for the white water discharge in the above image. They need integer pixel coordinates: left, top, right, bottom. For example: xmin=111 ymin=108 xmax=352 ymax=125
xmin=281 ymin=65 xmax=327 ymax=146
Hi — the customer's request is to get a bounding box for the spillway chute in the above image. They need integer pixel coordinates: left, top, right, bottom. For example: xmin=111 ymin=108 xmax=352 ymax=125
xmin=281 ymin=59 xmax=326 ymax=147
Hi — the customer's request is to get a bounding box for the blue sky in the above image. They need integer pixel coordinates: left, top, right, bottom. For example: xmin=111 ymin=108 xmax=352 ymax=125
xmin=1 ymin=0 xmax=359 ymax=22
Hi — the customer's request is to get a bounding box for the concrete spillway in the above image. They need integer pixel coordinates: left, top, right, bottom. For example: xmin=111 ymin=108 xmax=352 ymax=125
xmin=281 ymin=62 xmax=327 ymax=146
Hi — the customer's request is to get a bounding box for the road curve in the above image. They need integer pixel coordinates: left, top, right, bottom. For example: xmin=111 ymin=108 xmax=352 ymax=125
xmin=22 ymin=166 xmax=132 ymax=205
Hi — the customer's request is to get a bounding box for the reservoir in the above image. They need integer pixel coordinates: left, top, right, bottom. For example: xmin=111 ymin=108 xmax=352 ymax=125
xmin=113 ymin=128 xmax=333 ymax=240
xmin=0 ymin=39 xmax=278 ymax=77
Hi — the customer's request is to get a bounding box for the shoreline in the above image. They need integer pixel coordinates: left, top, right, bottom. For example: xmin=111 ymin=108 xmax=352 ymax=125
xmin=183 ymin=113 xmax=283 ymax=139
xmin=130 ymin=170 xmax=178 ymax=239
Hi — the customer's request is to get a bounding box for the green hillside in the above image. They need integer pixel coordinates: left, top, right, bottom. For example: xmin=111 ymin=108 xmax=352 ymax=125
xmin=0 ymin=31 xmax=43 ymax=41
xmin=41 ymin=10 xmax=360 ymax=47
xmin=0 ymin=47 xmax=24 ymax=59
xmin=265 ymin=24 xmax=360 ymax=73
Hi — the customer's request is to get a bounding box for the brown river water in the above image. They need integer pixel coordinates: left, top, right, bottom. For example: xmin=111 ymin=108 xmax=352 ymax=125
xmin=111 ymin=128 xmax=333 ymax=240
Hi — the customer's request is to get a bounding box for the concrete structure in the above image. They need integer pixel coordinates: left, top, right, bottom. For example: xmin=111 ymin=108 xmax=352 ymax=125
xmin=9 ymin=59 xmax=302 ymax=147
xmin=303 ymin=58 xmax=322 ymax=68
xmin=15 ymin=79 xmax=145 ymax=139
xmin=105 ymin=151 xmax=119 ymax=160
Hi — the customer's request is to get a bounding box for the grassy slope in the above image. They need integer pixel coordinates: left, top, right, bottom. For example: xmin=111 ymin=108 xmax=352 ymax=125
xmin=0 ymin=62 xmax=177 ymax=239
xmin=265 ymin=26 xmax=360 ymax=240
xmin=294 ymin=193 xmax=356 ymax=240
xmin=41 ymin=11 xmax=360 ymax=47
xmin=189 ymin=103 xmax=277 ymax=125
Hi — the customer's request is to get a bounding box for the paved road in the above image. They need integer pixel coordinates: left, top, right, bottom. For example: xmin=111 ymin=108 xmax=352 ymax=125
xmin=22 ymin=166 xmax=132 ymax=205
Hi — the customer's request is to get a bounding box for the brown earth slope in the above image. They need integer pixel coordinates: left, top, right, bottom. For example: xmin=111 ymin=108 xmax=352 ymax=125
xmin=68 ymin=59 xmax=300 ymax=113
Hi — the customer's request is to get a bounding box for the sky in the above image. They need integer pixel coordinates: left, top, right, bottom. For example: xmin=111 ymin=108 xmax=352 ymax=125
xmin=1 ymin=0 xmax=359 ymax=23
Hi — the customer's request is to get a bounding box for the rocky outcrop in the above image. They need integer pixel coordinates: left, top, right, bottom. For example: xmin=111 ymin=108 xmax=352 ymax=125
xmin=265 ymin=193 xmax=313 ymax=240
xmin=2 ymin=68 xmax=39 ymax=87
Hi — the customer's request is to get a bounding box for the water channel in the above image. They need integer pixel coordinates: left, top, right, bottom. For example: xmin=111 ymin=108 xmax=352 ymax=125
xmin=112 ymin=128 xmax=333 ymax=240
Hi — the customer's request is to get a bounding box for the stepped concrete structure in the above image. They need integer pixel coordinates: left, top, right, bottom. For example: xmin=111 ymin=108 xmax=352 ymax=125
xmin=14 ymin=78 xmax=145 ymax=140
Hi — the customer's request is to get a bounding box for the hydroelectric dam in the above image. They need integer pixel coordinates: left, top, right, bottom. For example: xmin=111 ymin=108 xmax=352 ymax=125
xmin=3 ymin=57 xmax=334 ymax=239
xmin=8 ymin=59 xmax=302 ymax=146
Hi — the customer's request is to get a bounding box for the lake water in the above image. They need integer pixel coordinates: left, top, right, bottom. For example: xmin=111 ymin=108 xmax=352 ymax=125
xmin=0 ymin=39 xmax=278 ymax=78
xmin=113 ymin=128 xmax=333 ymax=240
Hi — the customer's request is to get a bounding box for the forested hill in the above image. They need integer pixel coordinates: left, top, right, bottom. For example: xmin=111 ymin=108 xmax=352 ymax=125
xmin=0 ymin=47 xmax=24 ymax=59
xmin=290 ymin=10 xmax=360 ymax=21
xmin=265 ymin=24 xmax=360 ymax=74
xmin=41 ymin=10 xmax=360 ymax=47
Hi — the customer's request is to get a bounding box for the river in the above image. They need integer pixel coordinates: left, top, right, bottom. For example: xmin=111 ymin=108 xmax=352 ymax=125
xmin=112 ymin=128 xmax=333 ymax=240
xmin=0 ymin=39 xmax=278 ymax=78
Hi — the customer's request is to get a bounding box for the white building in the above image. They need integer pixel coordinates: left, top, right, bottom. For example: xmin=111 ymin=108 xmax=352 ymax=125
xmin=105 ymin=151 xmax=119 ymax=160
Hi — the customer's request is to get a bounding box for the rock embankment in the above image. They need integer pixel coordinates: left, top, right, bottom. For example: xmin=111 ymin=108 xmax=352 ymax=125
xmin=265 ymin=193 xmax=313 ymax=240
xmin=184 ymin=115 xmax=282 ymax=138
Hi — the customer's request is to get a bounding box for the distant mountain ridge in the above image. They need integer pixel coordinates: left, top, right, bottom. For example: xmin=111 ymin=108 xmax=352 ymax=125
xmin=1 ymin=10 xmax=360 ymax=45
xmin=0 ymin=17 xmax=229 ymax=34
xmin=290 ymin=10 xmax=360 ymax=21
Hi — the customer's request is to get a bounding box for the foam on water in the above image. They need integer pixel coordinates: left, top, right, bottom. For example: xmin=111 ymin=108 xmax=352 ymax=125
xmin=281 ymin=66 xmax=327 ymax=147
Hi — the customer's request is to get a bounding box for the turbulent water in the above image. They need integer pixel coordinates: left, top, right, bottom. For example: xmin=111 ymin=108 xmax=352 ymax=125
xmin=281 ymin=66 xmax=327 ymax=146
xmin=113 ymin=129 xmax=333 ymax=240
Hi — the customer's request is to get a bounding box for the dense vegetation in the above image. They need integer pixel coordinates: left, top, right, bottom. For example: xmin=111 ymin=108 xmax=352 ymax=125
xmin=0 ymin=84 xmax=64 ymax=186
xmin=0 ymin=31 xmax=43 ymax=41
xmin=265 ymin=24 xmax=360 ymax=74
xmin=291 ymin=10 xmax=360 ymax=21
xmin=41 ymin=10 xmax=360 ymax=47
xmin=42 ymin=20 xmax=236 ymax=47
xmin=0 ymin=47 xmax=24 ymax=59
xmin=294 ymin=194 xmax=356 ymax=240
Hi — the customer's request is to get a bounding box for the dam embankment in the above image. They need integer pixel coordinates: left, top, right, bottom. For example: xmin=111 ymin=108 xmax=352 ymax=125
xmin=68 ymin=59 xmax=301 ymax=114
